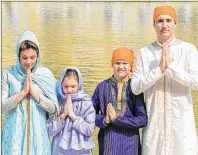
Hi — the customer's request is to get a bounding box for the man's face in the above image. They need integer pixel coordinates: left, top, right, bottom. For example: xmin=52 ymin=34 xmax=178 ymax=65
xmin=154 ymin=14 xmax=176 ymax=41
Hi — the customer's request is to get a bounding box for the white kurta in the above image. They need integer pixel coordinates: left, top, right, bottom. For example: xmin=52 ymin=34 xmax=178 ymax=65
xmin=131 ymin=39 xmax=198 ymax=155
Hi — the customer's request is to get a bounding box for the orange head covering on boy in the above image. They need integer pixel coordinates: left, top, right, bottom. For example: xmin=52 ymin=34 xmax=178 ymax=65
xmin=111 ymin=47 xmax=134 ymax=66
xmin=153 ymin=6 xmax=177 ymax=23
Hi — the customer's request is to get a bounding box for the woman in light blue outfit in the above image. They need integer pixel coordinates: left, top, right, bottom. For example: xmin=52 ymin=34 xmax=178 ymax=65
xmin=2 ymin=31 xmax=58 ymax=155
xmin=47 ymin=67 xmax=95 ymax=155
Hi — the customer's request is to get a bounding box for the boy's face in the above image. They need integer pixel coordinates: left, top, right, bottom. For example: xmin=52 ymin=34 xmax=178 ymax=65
xmin=62 ymin=76 xmax=78 ymax=94
xmin=112 ymin=60 xmax=131 ymax=81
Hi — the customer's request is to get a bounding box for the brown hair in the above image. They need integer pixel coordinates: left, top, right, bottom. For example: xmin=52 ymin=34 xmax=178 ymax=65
xmin=64 ymin=69 xmax=79 ymax=82
xmin=19 ymin=40 xmax=39 ymax=56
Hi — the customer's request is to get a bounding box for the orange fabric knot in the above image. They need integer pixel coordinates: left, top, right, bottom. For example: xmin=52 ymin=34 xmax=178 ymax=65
xmin=153 ymin=6 xmax=177 ymax=23
xmin=111 ymin=47 xmax=134 ymax=66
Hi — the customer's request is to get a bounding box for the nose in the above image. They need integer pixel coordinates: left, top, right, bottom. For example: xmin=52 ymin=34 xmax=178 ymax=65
xmin=67 ymin=87 xmax=72 ymax=93
xmin=26 ymin=58 xmax=31 ymax=64
xmin=162 ymin=21 xmax=168 ymax=28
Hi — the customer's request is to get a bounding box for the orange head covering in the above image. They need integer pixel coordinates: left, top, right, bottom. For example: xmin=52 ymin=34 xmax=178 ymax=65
xmin=153 ymin=6 xmax=177 ymax=23
xmin=111 ymin=47 xmax=134 ymax=66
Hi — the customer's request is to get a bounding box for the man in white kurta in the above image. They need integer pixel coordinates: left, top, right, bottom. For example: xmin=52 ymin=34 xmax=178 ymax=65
xmin=131 ymin=5 xmax=198 ymax=155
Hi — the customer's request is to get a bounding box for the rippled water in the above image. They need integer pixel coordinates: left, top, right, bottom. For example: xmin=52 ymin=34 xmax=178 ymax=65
xmin=2 ymin=2 xmax=198 ymax=154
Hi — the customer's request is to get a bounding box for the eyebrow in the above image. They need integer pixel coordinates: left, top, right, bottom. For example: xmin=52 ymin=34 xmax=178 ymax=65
xmin=156 ymin=18 xmax=173 ymax=21
xmin=21 ymin=54 xmax=37 ymax=57
xmin=114 ymin=61 xmax=128 ymax=63
xmin=63 ymin=84 xmax=77 ymax=86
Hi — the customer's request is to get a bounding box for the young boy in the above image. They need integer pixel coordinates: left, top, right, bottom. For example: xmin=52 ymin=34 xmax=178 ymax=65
xmin=92 ymin=47 xmax=147 ymax=155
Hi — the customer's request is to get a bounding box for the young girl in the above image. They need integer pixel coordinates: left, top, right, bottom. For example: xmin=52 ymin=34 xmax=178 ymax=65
xmin=47 ymin=67 xmax=95 ymax=155
xmin=92 ymin=47 xmax=148 ymax=155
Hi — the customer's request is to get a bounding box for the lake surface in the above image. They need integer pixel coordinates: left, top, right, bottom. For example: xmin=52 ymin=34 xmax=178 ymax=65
xmin=2 ymin=2 xmax=198 ymax=154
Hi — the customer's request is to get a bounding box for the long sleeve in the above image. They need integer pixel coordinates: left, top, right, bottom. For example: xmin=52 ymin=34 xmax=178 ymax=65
xmin=131 ymin=49 xmax=164 ymax=95
xmin=46 ymin=115 xmax=65 ymax=136
xmin=38 ymin=94 xmax=56 ymax=113
xmin=31 ymin=67 xmax=59 ymax=114
xmin=165 ymin=44 xmax=198 ymax=90
xmin=2 ymin=70 xmax=18 ymax=113
xmin=72 ymin=103 xmax=95 ymax=136
xmin=112 ymin=92 xmax=147 ymax=129
xmin=92 ymin=85 xmax=107 ymax=128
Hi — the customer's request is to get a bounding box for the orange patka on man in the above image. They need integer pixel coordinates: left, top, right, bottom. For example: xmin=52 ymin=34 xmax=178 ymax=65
xmin=131 ymin=5 xmax=198 ymax=155
xmin=153 ymin=6 xmax=177 ymax=22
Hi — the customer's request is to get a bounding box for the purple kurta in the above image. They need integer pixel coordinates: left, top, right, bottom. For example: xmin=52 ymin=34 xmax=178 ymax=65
xmin=92 ymin=77 xmax=147 ymax=155
xmin=47 ymin=101 xmax=95 ymax=155
xmin=47 ymin=67 xmax=95 ymax=155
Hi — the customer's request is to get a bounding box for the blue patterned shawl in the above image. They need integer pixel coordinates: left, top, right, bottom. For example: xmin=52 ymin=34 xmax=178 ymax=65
xmin=2 ymin=31 xmax=58 ymax=155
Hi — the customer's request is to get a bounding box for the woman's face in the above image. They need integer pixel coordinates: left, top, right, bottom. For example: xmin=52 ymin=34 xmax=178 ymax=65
xmin=62 ymin=76 xmax=78 ymax=94
xmin=19 ymin=48 xmax=38 ymax=70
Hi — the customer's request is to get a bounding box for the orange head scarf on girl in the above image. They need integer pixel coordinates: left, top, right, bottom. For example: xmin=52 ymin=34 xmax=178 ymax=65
xmin=111 ymin=47 xmax=134 ymax=67
xmin=153 ymin=6 xmax=177 ymax=23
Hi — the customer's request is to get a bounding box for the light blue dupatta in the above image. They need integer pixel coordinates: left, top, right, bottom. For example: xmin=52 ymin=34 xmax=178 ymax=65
xmin=2 ymin=31 xmax=58 ymax=155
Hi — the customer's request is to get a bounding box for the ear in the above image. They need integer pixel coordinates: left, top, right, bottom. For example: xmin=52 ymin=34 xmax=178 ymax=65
xmin=153 ymin=21 xmax=155 ymax=27
xmin=130 ymin=65 xmax=134 ymax=73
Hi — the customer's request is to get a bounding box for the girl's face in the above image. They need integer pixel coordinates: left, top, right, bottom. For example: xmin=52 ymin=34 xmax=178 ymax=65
xmin=19 ymin=48 xmax=37 ymax=70
xmin=62 ymin=76 xmax=78 ymax=94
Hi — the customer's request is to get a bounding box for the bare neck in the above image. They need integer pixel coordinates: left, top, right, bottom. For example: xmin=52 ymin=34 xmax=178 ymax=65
xmin=157 ymin=34 xmax=175 ymax=45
